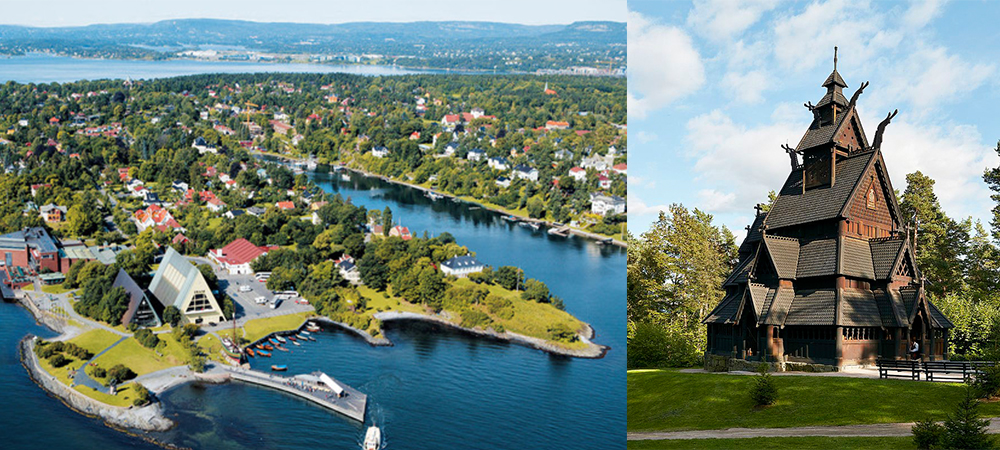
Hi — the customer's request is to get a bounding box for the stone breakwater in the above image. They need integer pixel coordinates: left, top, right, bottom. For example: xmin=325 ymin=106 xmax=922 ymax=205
xmin=312 ymin=316 xmax=392 ymax=346
xmin=372 ymin=311 xmax=608 ymax=359
xmin=20 ymin=336 xmax=175 ymax=432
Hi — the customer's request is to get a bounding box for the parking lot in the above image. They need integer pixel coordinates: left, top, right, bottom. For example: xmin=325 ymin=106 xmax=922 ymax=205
xmin=193 ymin=258 xmax=315 ymax=322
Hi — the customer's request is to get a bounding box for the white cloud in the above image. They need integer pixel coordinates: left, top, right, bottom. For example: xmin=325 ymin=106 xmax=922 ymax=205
xmin=902 ymin=0 xmax=948 ymax=29
xmin=878 ymin=119 xmax=998 ymax=221
xmin=628 ymin=175 xmax=656 ymax=189
xmin=697 ymin=189 xmax=738 ymax=211
xmin=872 ymin=45 xmax=994 ymax=116
xmin=628 ymin=196 xmax=671 ymax=216
xmin=721 ymin=69 xmax=770 ymax=104
xmin=628 ymin=10 xmax=705 ymax=119
xmin=634 ymin=130 xmax=659 ymax=144
xmin=683 ymin=109 xmax=808 ymax=215
xmin=686 ymin=0 xmax=780 ymax=42
xmin=772 ymin=0 xmax=902 ymax=72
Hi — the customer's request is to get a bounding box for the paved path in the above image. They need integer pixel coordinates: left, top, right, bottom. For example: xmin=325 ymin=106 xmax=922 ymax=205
xmin=74 ymin=336 xmax=129 ymax=391
xmin=627 ymin=418 xmax=1000 ymax=441
xmin=679 ymin=367 xmax=883 ymax=379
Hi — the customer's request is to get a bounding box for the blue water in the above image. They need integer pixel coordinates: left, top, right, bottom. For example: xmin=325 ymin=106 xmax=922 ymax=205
xmin=148 ymin=170 xmax=626 ymax=449
xmin=0 ymin=53 xmax=434 ymax=84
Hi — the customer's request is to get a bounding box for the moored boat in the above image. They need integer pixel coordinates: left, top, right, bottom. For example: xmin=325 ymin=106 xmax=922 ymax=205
xmin=257 ymin=350 xmax=271 ymax=357
xmin=300 ymin=330 xmax=311 ymax=335
xmin=246 ymin=348 xmax=255 ymax=357
xmin=263 ymin=344 xmax=274 ymax=351
xmin=287 ymin=336 xmax=297 ymax=341
xmin=275 ymin=336 xmax=286 ymax=343
xmin=268 ymin=338 xmax=279 ymax=346
xmin=292 ymin=340 xmax=301 ymax=346
xmin=276 ymin=346 xmax=289 ymax=352
xmin=271 ymin=365 xmax=287 ymax=371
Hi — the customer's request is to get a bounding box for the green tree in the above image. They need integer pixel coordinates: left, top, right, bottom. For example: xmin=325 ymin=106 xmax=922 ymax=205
xmin=163 ymin=305 xmax=181 ymax=327
xmin=382 ymin=206 xmax=393 ymax=236
xmin=521 ymin=278 xmax=550 ymax=302
xmin=940 ymin=386 xmax=996 ymax=450
xmin=900 ymin=171 xmax=970 ymax=297
xmin=494 ymin=266 xmax=524 ymax=291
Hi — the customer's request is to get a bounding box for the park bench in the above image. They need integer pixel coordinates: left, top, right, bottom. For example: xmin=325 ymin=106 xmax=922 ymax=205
xmin=876 ymin=358 xmax=920 ymax=381
xmin=922 ymin=361 xmax=975 ymax=382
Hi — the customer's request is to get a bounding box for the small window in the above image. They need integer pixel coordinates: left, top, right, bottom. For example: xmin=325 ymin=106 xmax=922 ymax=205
xmin=866 ymin=185 xmax=877 ymax=210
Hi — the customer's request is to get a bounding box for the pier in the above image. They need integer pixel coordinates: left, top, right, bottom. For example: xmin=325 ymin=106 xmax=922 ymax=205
xmin=220 ymin=366 xmax=367 ymax=422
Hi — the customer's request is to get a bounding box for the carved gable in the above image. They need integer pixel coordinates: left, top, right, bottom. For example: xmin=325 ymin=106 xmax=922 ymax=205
xmin=835 ymin=114 xmax=866 ymax=152
xmin=846 ymin=163 xmax=895 ymax=237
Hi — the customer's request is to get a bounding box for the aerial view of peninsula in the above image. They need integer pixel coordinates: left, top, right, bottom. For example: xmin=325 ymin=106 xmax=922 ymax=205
xmin=0 ymin=1 xmax=626 ymax=449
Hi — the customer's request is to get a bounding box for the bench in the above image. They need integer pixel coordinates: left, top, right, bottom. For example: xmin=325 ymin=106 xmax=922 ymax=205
xmin=923 ymin=361 xmax=975 ymax=382
xmin=876 ymin=358 xmax=920 ymax=381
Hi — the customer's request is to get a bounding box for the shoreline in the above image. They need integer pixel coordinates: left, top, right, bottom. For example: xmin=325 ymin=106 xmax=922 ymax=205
xmin=255 ymin=152 xmax=627 ymax=248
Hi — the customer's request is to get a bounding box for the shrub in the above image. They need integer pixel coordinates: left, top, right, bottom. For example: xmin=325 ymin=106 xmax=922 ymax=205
xmin=48 ymin=354 xmax=70 ymax=368
xmin=547 ymin=322 xmax=578 ymax=343
xmin=749 ymin=366 xmax=778 ymax=407
xmin=627 ymin=321 xmax=703 ymax=369
xmin=134 ymin=328 xmax=160 ymax=349
xmin=460 ymin=309 xmax=492 ymax=329
xmin=35 ymin=343 xmax=56 ymax=359
xmin=90 ymin=366 xmax=107 ymax=379
xmin=163 ymin=306 xmax=181 ymax=327
xmin=973 ymin=364 xmax=1000 ymax=399
xmin=189 ymin=355 xmax=206 ymax=373
xmin=912 ymin=418 xmax=944 ymax=450
xmin=940 ymin=386 xmax=996 ymax=450
xmin=65 ymin=343 xmax=92 ymax=360
xmin=132 ymin=383 xmax=151 ymax=406
xmin=107 ymin=364 xmax=136 ymax=382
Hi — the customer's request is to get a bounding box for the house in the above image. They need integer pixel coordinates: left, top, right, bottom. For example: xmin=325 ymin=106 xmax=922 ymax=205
xmin=311 ymin=211 xmax=322 ymax=226
xmin=247 ymin=206 xmax=266 ymax=217
xmin=192 ymin=136 xmax=217 ymax=154
xmin=276 ymin=201 xmax=295 ymax=210
xmin=334 ymin=255 xmax=362 ymax=285
xmin=545 ymin=120 xmax=570 ymax=130
xmin=113 ymin=269 xmax=162 ymax=328
xmin=134 ymin=205 xmax=182 ymax=232
xmin=569 ymin=167 xmax=587 ymax=182
xmin=590 ymin=194 xmax=626 ymax=216
xmin=30 ymin=184 xmax=51 ymax=197
xmin=149 ymin=247 xmax=225 ymax=325
xmin=512 ymin=165 xmax=539 ymax=182
xmin=209 ymin=238 xmax=273 ymax=275
xmin=467 ymin=148 xmax=486 ymax=162
xmin=443 ymin=142 xmax=459 ymax=157
xmin=206 ymin=197 xmax=226 ymax=212
xmin=172 ymin=234 xmax=190 ymax=245
xmin=613 ymin=163 xmax=627 ymax=175
xmin=371 ymin=146 xmax=390 ymax=158
xmin=441 ymin=114 xmax=461 ymax=126
xmin=143 ymin=191 xmax=162 ymax=206
xmin=488 ymin=157 xmax=508 ymax=171
xmin=554 ymin=149 xmax=574 ymax=160
xmin=270 ymin=120 xmax=294 ymax=135
xmin=39 ymin=204 xmax=67 ymax=223
xmin=598 ymin=174 xmax=612 ymax=189
xmin=390 ymin=226 xmax=412 ymax=241
xmin=310 ymin=201 xmax=329 ymax=211
xmin=172 ymin=180 xmax=190 ymax=193
xmin=580 ymin=153 xmax=611 ymax=171
xmin=224 ymin=209 xmax=245 ymax=220
xmin=495 ymin=177 xmax=511 ymax=188
xmin=440 ymin=255 xmax=485 ymax=278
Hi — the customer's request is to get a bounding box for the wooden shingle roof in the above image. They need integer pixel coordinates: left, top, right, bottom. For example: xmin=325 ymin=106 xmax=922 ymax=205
xmin=840 ymin=288 xmax=883 ymax=327
xmin=766 ymin=151 xmax=875 ymax=230
xmin=763 ymin=235 xmax=799 ymax=279
xmin=784 ymin=289 xmax=837 ymax=325
xmin=841 ymin=237 xmax=875 ymax=279
xmin=870 ymin=238 xmax=905 ymax=279
xmin=796 ymin=238 xmax=838 ymax=278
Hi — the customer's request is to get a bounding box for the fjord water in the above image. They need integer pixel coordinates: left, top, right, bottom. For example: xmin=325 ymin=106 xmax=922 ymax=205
xmin=149 ymin=170 xmax=625 ymax=449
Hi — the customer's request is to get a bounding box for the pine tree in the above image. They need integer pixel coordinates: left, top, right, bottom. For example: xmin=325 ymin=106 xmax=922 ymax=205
xmin=941 ymin=386 xmax=996 ymax=450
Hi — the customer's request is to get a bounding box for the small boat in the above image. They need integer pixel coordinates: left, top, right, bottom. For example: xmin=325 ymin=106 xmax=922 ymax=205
xmin=300 ymin=330 xmax=311 ymax=336
xmin=502 ymin=215 xmax=519 ymax=222
xmin=271 ymin=365 xmax=287 ymax=372
xmin=257 ymin=351 xmax=271 ymax=357
xmin=341 ymin=173 xmax=351 ymax=182
xmin=245 ymin=348 xmax=255 ymax=357
xmin=263 ymin=344 xmax=274 ymax=351
xmin=256 ymin=344 xmax=266 ymax=350
xmin=306 ymin=336 xmax=316 ymax=341
xmin=291 ymin=340 xmax=301 ymax=346
xmin=268 ymin=338 xmax=279 ymax=346
xmin=276 ymin=345 xmax=289 ymax=352
xmin=275 ymin=336 xmax=286 ymax=343
xmin=364 ymin=426 xmax=382 ymax=450
xmin=425 ymin=191 xmax=444 ymax=201
xmin=306 ymin=325 xmax=320 ymax=333
xmin=527 ymin=222 xmax=541 ymax=230
xmin=287 ymin=335 xmax=297 ymax=341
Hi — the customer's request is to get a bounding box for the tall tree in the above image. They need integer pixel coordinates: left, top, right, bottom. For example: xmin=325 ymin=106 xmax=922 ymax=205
xmin=900 ymin=171 xmax=970 ymax=296
xmin=382 ymin=206 xmax=393 ymax=237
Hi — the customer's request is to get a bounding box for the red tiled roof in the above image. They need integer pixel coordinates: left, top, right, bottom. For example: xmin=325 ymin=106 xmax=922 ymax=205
xmin=212 ymin=238 xmax=270 ymax=266
xmin=276 ymin=201 xmax=295 ymax=210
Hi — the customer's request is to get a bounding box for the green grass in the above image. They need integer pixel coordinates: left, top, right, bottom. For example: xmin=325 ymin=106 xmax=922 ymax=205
xmin=628 ymin=369 xmax=1000 ymax=432
xmin=40 ymin=283 xmax=74 ymax=295
xmin=456 ymin=279 xmax=587 ymax=349
xmin=197 ymin=334 xmax=224 ymax=362
xmin=73 ymin=383 xmax=137 ymax=408
xmin=627 ymin=436 xmax=918 ymax=450
xmin=242 ymin=311 xmax=313 ymax=342
xmin=68 ymin=329 xmax=121 ymax=356
xmin=89 ymin=335 xmax=186 ymax=377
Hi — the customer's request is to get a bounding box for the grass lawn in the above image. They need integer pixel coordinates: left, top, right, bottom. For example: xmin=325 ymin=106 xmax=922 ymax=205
xmin=627 ymin=436 xmax=917 ymax=450
xmin=90 ymin=336 xmax=185 ymax=377
xmin=68 ymin=329 xmax=121 ymax=356
xmin=40 ymin=283 xmax=75 ymax=295
xmin=359 ymin=286 xmax=425 ymax=315
xmin=37 ymin=351 xmax=84 ymax=387
xmin=241 ymin=311 xmax=313 ymax=342
xmin=73 ymin=383 xmax=136 ymax=408
xmin=197 ymin=334 xmax=224 ymax=362
xmin=628 ymin=369 xmax=1000 ymax=432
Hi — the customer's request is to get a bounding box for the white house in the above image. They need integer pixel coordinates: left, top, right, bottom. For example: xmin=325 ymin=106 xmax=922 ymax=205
xmin=591 ymin=194 xmax=626 ymax=215
xmin=334 ymin=255 xmax=362 ymax=285
xmin=371 ymin=146 xmax=390 ymax=158
xmin=488 ymin=157 xmax=508 ymax=171
xmin=554 ymin=149 xmax=574 ymax=160
xmin=569 ymin=167 xmax=587 ymax=182
xmin=495 ymin=177 xmax=511 ymax=188
xmin=440 ymin=255 xmax=485 ymax=278
xmin=580 ymin=153 xmax=611 ymax=171
xmin=208 ymin=238 xmax=272 ymax=275
xmin=192 ymin=136 xmax=217 ymax=154
xmin=467 ymin=148 xmax=486 ymax=162
xmin=512 ymin=164 xmax=539 ymax=182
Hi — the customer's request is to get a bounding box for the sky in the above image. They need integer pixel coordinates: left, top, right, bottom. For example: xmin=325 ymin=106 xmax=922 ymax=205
xmin=627 ymin=0 xmax=1000 ymax=243
xmin=0 ymin=0 xmax=626 ymax=27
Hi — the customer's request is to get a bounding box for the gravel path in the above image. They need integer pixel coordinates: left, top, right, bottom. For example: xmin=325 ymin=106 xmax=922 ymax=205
xmin=627 ymin=418 xmax=1000 ymax=441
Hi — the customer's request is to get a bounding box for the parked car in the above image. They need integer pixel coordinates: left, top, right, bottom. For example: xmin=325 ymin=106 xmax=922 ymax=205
xmin=239 ymin=285 xmax=252 ymax=293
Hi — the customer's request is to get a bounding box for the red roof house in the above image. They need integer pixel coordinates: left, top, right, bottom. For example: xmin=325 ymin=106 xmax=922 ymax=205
xmin=208 ymin=238 xmax=275 ymax=274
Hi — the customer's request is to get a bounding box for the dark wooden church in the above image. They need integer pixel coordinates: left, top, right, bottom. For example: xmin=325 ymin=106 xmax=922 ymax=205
xmin=704 ymin=53 xmax=953 ymax=368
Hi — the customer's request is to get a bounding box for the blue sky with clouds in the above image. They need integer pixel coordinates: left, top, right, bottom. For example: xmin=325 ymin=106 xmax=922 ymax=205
xmin=0 ymin=0 xmax=625 ymax=26
xmin=627 ymin=0 xmax=1000 ymax=242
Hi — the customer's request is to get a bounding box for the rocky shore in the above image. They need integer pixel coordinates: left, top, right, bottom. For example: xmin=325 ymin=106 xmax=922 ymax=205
xmin=20 ymin=336 xmax=175 ymax=432
xmin=372 ymin=311 xmax=608 ymax=359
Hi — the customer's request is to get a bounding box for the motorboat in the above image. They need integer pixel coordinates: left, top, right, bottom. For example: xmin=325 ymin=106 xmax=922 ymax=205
xmin=364 ymin=426 xmax=381 ymax=450
xmin=275 ymin=336 xmax=286 ymax=343
xmin=271 ymin=365 xmax=287 ymax=371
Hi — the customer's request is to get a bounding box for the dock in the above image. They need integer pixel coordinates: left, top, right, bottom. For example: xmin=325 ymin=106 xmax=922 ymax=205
xmin=220 ymin=366 xmax=367 ymax=422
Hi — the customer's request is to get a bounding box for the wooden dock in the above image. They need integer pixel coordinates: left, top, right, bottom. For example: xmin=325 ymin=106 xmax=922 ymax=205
xmin=221 ymin=366 xmax=367 ymax=422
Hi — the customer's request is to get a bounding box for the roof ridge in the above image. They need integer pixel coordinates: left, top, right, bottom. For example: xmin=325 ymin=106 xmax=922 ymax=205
xmin=764 ymin=234 xmax=798 ymax=242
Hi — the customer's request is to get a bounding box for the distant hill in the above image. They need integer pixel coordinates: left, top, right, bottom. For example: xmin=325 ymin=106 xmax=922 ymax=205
xmin=0 ymin=20 xmax=625 ymax=71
